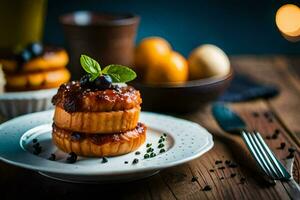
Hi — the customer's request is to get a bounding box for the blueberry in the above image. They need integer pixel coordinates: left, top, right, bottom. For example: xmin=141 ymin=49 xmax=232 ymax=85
xmin=63 ymin=98 xmax=77 ymax=112
xmin=48 ymin=153 xmax=56 ymax=161
xmin=27 ymin=42 xmax=43 ymax=57
xmin=18 ymin=49 xmax=32 ymax=63
xmin=80 ymin=74 xmax=91 ymax=87
xmin=70 ymin=132 xmax=83 ymax=141
xmin=94 ymin=75 xmax=112 ymax=89
xmin=66 ymin=152 xmax=77 ymax=163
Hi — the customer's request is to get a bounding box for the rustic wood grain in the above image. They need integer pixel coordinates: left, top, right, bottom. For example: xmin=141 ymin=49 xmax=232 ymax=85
xmin=1 ymin=56 xmax=300 ymax=200
xmin=230 ymin=56 xmax=300 ymax=136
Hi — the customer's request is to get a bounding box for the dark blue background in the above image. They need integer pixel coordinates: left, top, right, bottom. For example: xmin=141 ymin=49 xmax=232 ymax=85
xmin=44 ymin=0 xmax=300 ymax=56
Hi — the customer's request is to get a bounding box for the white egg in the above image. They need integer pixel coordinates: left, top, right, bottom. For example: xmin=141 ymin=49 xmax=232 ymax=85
xmin=188 ymin=44 xmax=230 ymax=79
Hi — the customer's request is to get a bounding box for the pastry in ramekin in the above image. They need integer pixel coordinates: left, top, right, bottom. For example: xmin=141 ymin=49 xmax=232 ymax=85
xmin=0 ymin=43 xmax=71 ymax=119
xmin=0 ymin=43 xmax=70 ymax=91
xmin=0 ymin=47 xmax=69 ymax=73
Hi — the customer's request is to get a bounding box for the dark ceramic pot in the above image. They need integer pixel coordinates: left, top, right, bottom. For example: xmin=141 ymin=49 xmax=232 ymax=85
xmin=60 ymin=11 xmax=140 ymax=79
xmin=132 ymin=69 xmax=233 ymax=113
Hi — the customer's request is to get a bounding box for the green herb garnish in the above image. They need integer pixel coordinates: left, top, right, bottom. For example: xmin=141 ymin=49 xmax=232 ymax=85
xmin=102 ymin=64 xmax=136 ymax=83
xmin=150 ymin=152 xmax=156 ymax=158
xmin=146 ymin=143 xmax=152 ymax=148
xmin=159 ymin=149 xmax=166 ymax=153
xmin=158 ymin=143 xmax=164 ymax=148
xmin=144 ymin=154 xmax=150 ymax=159
xmin=80 ymin=54 xmax=136 ymax=82
xmin=147 ymin=148 xmax=154 ymax=153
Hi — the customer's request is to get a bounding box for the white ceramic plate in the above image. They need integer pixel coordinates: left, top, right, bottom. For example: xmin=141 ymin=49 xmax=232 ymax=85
xmin=0 ymin=110 xmax=213 ymax=183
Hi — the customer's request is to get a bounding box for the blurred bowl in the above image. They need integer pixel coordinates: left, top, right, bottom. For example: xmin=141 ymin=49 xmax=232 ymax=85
xmin=0 ymin=88 xmax=57 ymax=120
xmin=132 ymin=69 xmax=233 ymax=113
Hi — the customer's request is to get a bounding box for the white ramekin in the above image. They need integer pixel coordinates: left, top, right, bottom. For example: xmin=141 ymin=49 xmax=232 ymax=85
xmin=0 ymin=88 xmax=58 ymax=120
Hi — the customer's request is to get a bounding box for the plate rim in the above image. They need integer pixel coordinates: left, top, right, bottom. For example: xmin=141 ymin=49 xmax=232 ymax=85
xmin=0 ymin=110 xmax=214 ymax=176
xmin=0 ymin=88 xmax=57 ymax=100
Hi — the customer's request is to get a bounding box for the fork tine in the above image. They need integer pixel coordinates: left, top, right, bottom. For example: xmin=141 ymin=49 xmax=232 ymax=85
xmin=241 ymin=131 xmax=274 ymax=178
xmin=255 ymin=131 xmax=291 ymax=180
xmin=250 ymin=132 xmax=281 ymax=179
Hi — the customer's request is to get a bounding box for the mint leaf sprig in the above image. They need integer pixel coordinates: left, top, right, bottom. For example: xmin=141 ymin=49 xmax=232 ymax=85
xmin=80 ymin=54 xmax=136 ymax=82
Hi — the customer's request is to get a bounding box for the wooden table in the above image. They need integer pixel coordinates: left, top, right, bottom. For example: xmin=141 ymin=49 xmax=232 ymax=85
xmin=1 ymin=56 xmax=300 ymax=199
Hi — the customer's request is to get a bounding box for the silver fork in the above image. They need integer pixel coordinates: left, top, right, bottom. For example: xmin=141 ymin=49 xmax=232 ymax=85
xmin=242 ymin=131 xmax=300 ymax=199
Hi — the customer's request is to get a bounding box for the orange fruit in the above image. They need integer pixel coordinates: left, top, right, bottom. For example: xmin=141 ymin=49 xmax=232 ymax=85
xmin=145 ymin=51 xmax=188 ymax=84
xmin=134 ymin=37 xmax=172 ymax=71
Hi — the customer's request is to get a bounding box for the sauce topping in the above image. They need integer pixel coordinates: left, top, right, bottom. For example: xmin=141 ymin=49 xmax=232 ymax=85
xmin=52 ymin=81 xmax=141 ymax=112
xmin=52 ymin=122 xmax=146 ymax=145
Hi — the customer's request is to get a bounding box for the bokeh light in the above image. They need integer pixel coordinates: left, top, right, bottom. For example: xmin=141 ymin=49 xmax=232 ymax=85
xmin=275 ymin=4 xmax=300 ymax=42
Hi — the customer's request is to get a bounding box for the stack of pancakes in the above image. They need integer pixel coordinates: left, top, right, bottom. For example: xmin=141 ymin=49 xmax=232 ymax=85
xmin=0 ymin=48 xmax=70 ymax=91
xmin=51 ymin=81 xmax=146 ymax=157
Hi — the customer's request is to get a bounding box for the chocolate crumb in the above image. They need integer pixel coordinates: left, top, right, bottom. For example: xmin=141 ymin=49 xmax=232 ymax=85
xmin=274 ymin=129 xmax=280 ymax=134
xmin=218 ymin=166 xmax=225 ymax=170
xmin=191 ymin=176 xmax=198 ymax=182
xmin=240 ymin=177 xmax=246 ymax=184
xmin=229 ymin=162 xmax=238 ymax=168
xmin=33 ymin=147 xmax=42 ymax=155
xmin=209 ymin=169 xmax=214 ymax=172
xmin=230 ymin=173 xmax=236 ymax=178
xmin=252 ymin=112 xmax=259 ymax=117
xmin=33 ymin=142 xmax=40 ymax=148
xmin=271 ymin=133 xmax=278 ymax=139
xmin=225 ymin=160 xmax=231 ymax=165
xmin=264 ymin=112 xmax=269 ymax=118
xmin=32 ymin=142 xmax=42 ymax=155
xmin=102 ymin=157 xmax=108 ymax=163
xmin=220 ymin=177 xmax=224 ymax=180
xmin=268 ymin=118 xmax=273 ymax=123
xmin=287 ymin=152 xmax=295 ymax=159
xmin=48 ymin=153 xmax=56 ymax=161
xmin=277 ymin=142 xmax=286 ymax=150
xmin=215 ymin=160 xmax=222 ymax=164
xmin=266 ymin=135 xmax=271 ymax=140
xmin=288 ymin=147 xmax=296 ymax=153
xmin=132 ymin=158 xmax=139 ymax=164
xmin=202 ymin=185 xmax=212 ymax=191
xmin=264 ymin=111 xmax=272 ymax=118
xmin=124 ymin=161 xmax=128 ymax=164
